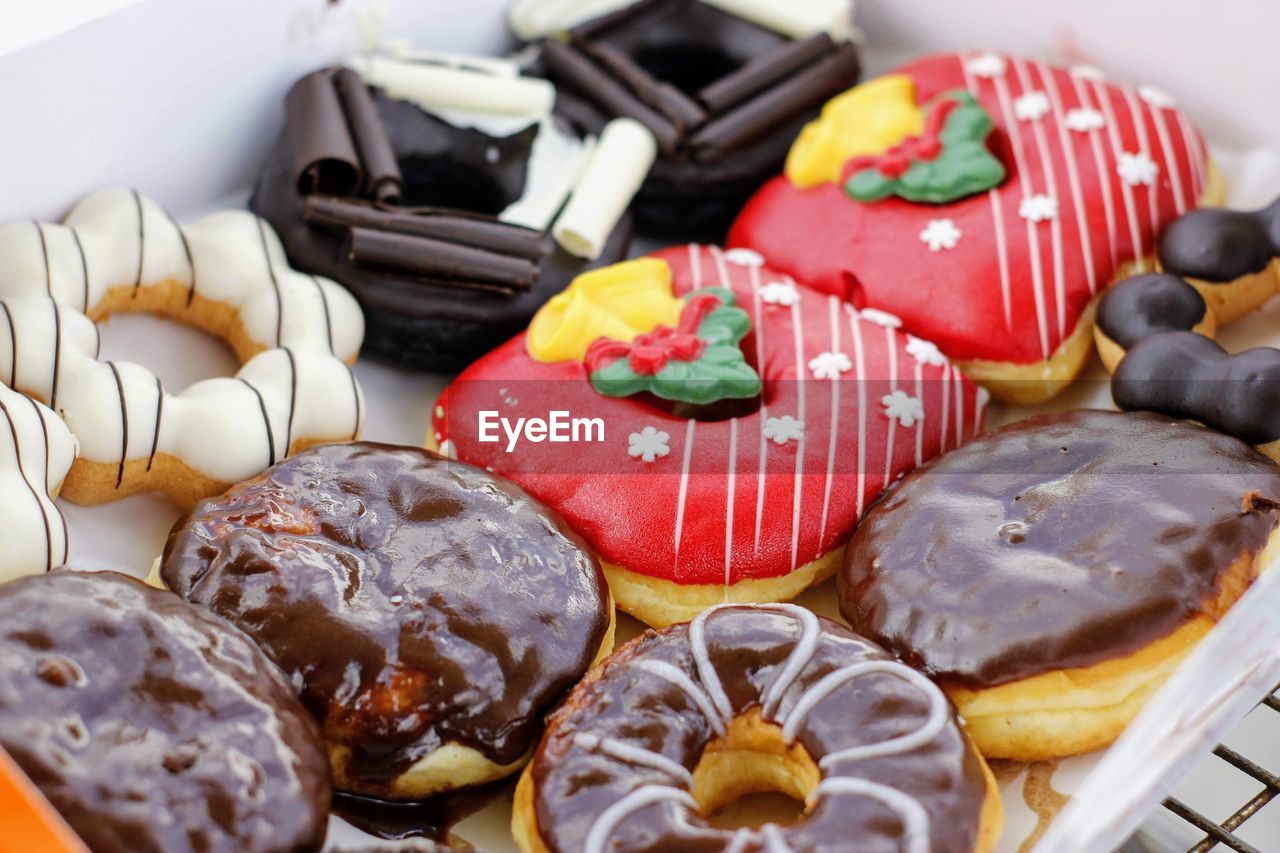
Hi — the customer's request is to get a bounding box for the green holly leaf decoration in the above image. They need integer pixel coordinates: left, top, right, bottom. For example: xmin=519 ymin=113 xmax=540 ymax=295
xmin=845 ymin=90 xmax=1006 ymax=204
xmin=587 ymin=287 xmax=762 ymax=406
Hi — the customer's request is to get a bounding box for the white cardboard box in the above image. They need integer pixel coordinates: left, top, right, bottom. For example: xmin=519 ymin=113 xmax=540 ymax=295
xmin=2 ymin=1 xmax=1279 ymax=850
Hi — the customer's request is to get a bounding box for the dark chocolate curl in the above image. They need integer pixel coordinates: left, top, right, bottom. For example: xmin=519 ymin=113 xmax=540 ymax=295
xmin=540 ymin=38 xmax=680 ymax=155
xmin=691 ymin=43 xmax=860 ymax=155
xmin=333 ymin=69 xmax=403 ymax=203
xmin=578 ymin=40 xmax=706 ymax=131
xmin=305 ymin=195 xmax=544 ymax=259
xmin=286 ymin=71 xmax=361 ymax=196
xmin=698 ymin=33 xmax=837 ymax=114
xmin=349 ymin=227 xmax=537 ymax=290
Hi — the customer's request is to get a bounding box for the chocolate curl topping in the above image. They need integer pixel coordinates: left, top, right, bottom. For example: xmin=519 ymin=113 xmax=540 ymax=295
xmin=698 ymin=33 xmax=837 ymax=114
xmin=691 ymin=42 xmax=860 ymax=156
xmin=578 ymin=40 xmax=706 ymax=132
xmin=286 ymin=71 xmax=361 ymax=196
xmin=348 ymin=227 xmax=538 ymax=292
xmin=305 ymin=196 xmax=544 ymax=260
xmin=539 ymin=38 xmax=680 ymax=155
xmin=332 ymin=69 xmax=403 ymax=204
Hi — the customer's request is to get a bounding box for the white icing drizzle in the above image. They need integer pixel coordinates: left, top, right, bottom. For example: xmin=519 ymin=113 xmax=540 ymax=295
xmin=633 ymin=659 xmax=727 ymax=736
xmin=725 ymin=827 xmax=755 ymax=853
xmin=582 ymin=784 xmax=698 ymax=853
xmin=758 ymin=603 xmax=821 ymax=719
xmin=814 ymin=778 xmax=930 ymax=853
xmin=760 ymin=822 xmax=793 ymax=853
xmin=0 ymin=384 xmax=76 ymax=582
xmin=688 ymin=605 xmax=735 ymax=721
xmin=0 ymin=188 xmax=365 ymax=488
xmin=574 ymin=733 xmax=694 ymax=786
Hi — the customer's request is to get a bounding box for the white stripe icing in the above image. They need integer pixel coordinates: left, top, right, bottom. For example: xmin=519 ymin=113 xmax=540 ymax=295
xmin=583 ymin=784 xmax=698 ymax=853
xmin=814 ymin=778 xmax=930 ymax=853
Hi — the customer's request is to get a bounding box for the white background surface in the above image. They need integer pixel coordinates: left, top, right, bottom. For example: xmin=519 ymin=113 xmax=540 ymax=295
xmin=3 ymin=0 xmax=1280 ymax=850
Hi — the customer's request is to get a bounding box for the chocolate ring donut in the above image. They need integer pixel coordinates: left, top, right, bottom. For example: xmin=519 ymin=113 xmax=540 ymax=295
xmin=160 ymin=442 xmax=614 ymax=800
xmin=252 ymin=65 xmax=634 ymax=372
xmin=1096 ymin=196 xmax=1280 ymax=457
xmin=839 ymin=409 xmax=1280 ymax=761
xmin=0 ymin=570 xmax=331 ymax=852
xmin=516 ymin=0 xmax=860 ymax=240
xmin=514 ymin=604 xmax=1001 ymax=853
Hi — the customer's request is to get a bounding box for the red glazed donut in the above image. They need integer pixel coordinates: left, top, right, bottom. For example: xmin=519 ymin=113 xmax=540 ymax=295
xmin=431 ymin=245 xmax=986 ymax=626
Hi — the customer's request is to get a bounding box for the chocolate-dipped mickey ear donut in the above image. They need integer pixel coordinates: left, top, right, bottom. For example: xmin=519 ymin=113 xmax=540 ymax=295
xmin=1096 ymin=194 xmax=1280 ymax=459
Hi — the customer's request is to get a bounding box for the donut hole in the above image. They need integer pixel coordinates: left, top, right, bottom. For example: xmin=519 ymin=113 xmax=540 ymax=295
xmin=691 ymin=709 xmax=818 ymax=829
xmin=94 ymin=309 xmax=239 ymax=392
xmin=632 ymin=43 xmax=741 ymax=96
xmin=397 ymin=155 xmax=509 ymax=215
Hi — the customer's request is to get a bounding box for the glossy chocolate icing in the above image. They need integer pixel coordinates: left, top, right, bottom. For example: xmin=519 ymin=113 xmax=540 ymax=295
xmin=530 ymin=606 xmax=987 ymax=853
xmin=0 ymin=570 xmax=330 ymax=853
xmin=534 ymin=0 xmax=860 ymax=240
xmin=840 ymin=410 xmax=1280 ymax=687
xmin=1158 ymin=196 xmax=1280 ymax=282
xmin=1114 ymin=332 xmax=1280 ymax=445
xmin=1096 ymin=272 xmax=1207 ymax=348
xmin=252 ymin=90 xmax=633 ymax=372
xmin=161 ymin=442 xmax=610 ymax=794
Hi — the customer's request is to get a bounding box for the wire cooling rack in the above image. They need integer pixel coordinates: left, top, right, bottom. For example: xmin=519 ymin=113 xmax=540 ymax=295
xmin=1125 ymin=684 xmax=1280 ymax=852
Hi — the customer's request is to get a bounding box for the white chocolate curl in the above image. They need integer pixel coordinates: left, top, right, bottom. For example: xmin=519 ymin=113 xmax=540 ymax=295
xmin=354 ymin=56 xmax=554 ymax=119
xmin=509 ymin=0 xmax=854 ymax=40
xmin=552 ymin=118 xmax=656 ymax=260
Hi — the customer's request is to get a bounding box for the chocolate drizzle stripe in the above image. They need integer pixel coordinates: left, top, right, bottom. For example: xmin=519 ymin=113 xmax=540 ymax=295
xmin=256 ymin=218 xmax=285 ymax=346
xmin=0 ymin=398 xmax=51 ymax=570
xmin=311 ymin=275 xmax=335 ymax=354
xmin=239 ymin=379 xmax=276 ymax=467
xmin=283 ymin=348 xmax=297 ymax=454
xmin=72 ymin=230 xmax=90 ymax=311
xmin=162 ymin=204 xmax=197 ymax=305
xmin=108 ymin=363 xmax=129 ymax=488
xmin=303 ymin=196 xmax=544 ymax=260
xmin=346 ymin=363 xmax=361 ymax=441
xmin=35 ymin=222 xmax=51 ymax=293
xmin=698 ymin=33 xmax=837 ymax=114
xmin=348 ymin=227 xmax=537 ymax=290
xmin=24 ymin=393 xmax=65 ymax=566
xmin=2 ymin=302 xmax=16 ymax=388
xmin=132 ymin=189 xmax=145 ymax=296
xmin=147 ymin=375 xmax=163 ymax=472
xmin=49 ymin=302 xmax=61 ymax=412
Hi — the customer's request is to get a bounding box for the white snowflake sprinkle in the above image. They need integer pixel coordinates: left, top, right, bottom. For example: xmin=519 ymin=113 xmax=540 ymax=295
xmin=628 ymin=426 xmax=670 ymax=463
xmin=1138 ymin=85 xmax=1175 ymax=109
xmin=859 ymin=308 xmax=903 ymax=329
xmin=1069 ymin=64 xmax=1106 ymax=81
xmin=1014 ymin=91 xmax=1050 ymax=121
xmin=722 ymin=248 xmax=765 ymax=268
xmin=1019 ymin=194 xmax=1058 ymax=223
xmin=1064 ymin=107 xmax=1105 ymax=132
xmin=882 ymin=391 xmax=925 ymax=428
xmin=1117 ymin=151 xmax=1159 ymax=186
xmin=763 ymin=415 xmax=805 ymax=445
xmin=919 ymin=218 xmax=962 ymax=252
xmin=759 ymin=281 xmax=800 ymax=306
xmin=905 ymin=335 xmax=948 ymax=367
xmin=808 ymin=351 xmax=852 ymax=380
xmin=965 ymin=52 xmax=1007 ymax=78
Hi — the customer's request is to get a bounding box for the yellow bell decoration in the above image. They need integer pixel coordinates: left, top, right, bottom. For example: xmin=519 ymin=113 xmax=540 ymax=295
xmin=526 ymin=257 xmax=685 ymax=363
xmin=785 ymin=74 xmax=925 ymax=190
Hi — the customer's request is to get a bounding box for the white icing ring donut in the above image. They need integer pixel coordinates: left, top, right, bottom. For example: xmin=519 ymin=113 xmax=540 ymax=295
xmin=0 ymin=188 xmax=365 ymax=507
xmin=0 ymin=383 xmax=76 ymax=581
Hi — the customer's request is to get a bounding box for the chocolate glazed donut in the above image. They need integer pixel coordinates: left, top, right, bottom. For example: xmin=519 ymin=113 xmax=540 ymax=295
xmin=527 ymin=0 xmax=860 ymax=240
xmin=252 ymin=80 xmax=633 ymax=373
xmin=514 ymin=604 xmax=1001 ymax=853
xmin=0 ymin=570 xmax=331 ymax=853
xmin=840 ymin=409 xmax=1280 ymax=760
xmin=160 ymin=442 xmax=614 ymax=799
xmin=1097 ymin=196 xmax=1280 ymax=458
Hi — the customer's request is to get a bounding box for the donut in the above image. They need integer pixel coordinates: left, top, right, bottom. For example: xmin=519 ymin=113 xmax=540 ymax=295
xmin=252 ymin=56 xmax=648 ymax=372
xmin=0 ymin=187 xmax=365 ymax=508
xmin=512 ymin=603 xmax=1002 ymax=852
xmin=0 ymin=570 xmax=331 ymax=852
xmin=431 ymin=245 xmax=986 ymax=627
xmin=839 ymin=409 xmax=1280 ymax=761
xmin=727 ymin=52 xmax=1223 ymax=405
xmin=159 ymin=442 xmax=614 ymax=800
xmin=512 ymin=0 xmax=860 ymax=240
xmin=1094 ymin=195 xmax=1280 ymax=459
xmin=0 ymin=384 xmax=76 ymax=582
